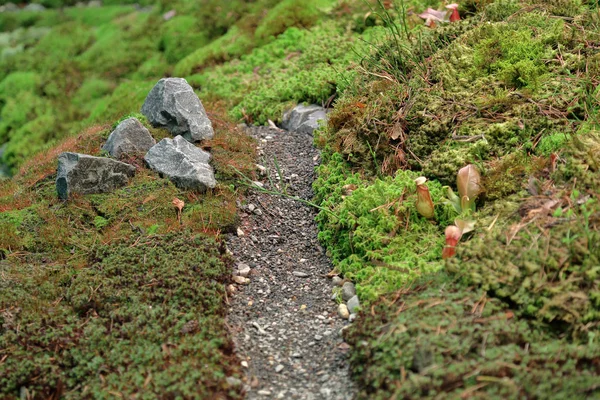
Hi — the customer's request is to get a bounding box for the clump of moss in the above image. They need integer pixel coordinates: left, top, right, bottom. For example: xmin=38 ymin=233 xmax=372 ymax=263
xmin=0 ymin=232 xmax=243 ymax=399
xmin=315 ymin=152 xmax=455 ymax=301
xmin=196 ymin=20 xmax=363 ymax=125
xmin=449 ymin=131 xmax=600 ymax=339
xmin=346 ymin=273 xmax=600 ymax=400
xmin=319 ymin=5 xmax=587 ymax=182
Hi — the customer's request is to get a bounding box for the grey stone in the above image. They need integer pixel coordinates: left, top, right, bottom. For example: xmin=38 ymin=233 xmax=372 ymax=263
xmin=102 ymin=117 xmax=156 ymax=159
xmin=348 ymin=313 xmax=357 ymax=323
xmin=23 ymin=3 xmax=45 ymax=11
xmin=1 ymin=3 xmax=18 ymax=12
xmin=331 ymin=276 xmax=343 ymax=286
xmin=341 ymin=282 xmax=356 ymax=302
xmin=236 ymin=263 xmax=251 ymax=278
xmin=87 ymin=0 xmax=102 ymax=7
xmin=144 ymin=135 xmax=216 ymax=191
xmin=56 ymin=153 xmax=136 ymax=200
xmin=281 ymin=104 xmax=327 ymax=135
xmin=141 ymin=78 xmax=214 ymax=142
xmin=275 ymin=364 xmax=284 ymax=373
xmin=292 ymin=271 xmax=309 ymax=278
xmin=226 ymin=376 xmax=242 ymax=387
xmin=347 ymin=295 xmax=360 ymax=314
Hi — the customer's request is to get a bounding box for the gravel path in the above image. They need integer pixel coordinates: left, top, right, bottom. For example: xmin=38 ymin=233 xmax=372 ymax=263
xmin=226 ymin=126 xmax=355 ymax=399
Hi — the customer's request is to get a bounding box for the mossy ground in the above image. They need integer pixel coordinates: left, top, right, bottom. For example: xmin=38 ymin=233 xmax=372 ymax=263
xmin=0 ymin=105 xmax=255 ymax=398
xmin=0 ymin=0 xmax=363 ymax=174
xmin=311 ymin=0 xmax=600 ymax=397
xmin=2 ymin=0 xmax=600 ymax=398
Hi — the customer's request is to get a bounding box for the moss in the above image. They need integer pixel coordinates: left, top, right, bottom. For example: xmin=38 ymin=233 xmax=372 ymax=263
xmin=449 ymin=133 xmax=600 ymax=339
xmin=482 ymin=156 xmax=523 ymax=200
xmin=253 ymin=0 xmax=335 ymax=41
xmin=536 ymin=131 xmax=571 ymax=156
xmin=0 ymin=90 xmax=256 ymax=398
xmin=0 ymin=71 xmax=40 ymax=100
xmin=0 ymin=232 xmax=243 ymax=399
xmin=71 ymin=78 xmax=114 ymax=113
xmin=315 ymin=153 xmax=456 ymax=301
xmin=159 ymin=15 xmax=209 ymax=64
xmin=88 ymin=80 xmax=156 ymax=124
xmin=346 ymin=273 xmax=600 ymax=400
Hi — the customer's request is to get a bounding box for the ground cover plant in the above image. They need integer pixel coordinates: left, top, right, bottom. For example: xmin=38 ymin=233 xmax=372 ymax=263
xmin=1 ymin=0 xmax=600 ymax=398
xmin=0 ymin=104 xmax=256 ymax=397
xmin=0 ymin=0 xmax=362 ymax=175
xmin=311 ymin=0 xmax=600 ymax=397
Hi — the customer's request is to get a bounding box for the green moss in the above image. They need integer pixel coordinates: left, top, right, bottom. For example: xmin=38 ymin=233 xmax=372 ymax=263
xmin=88 ymin=80 xmax=155 ymax=124
xmin=315 ymin=153 xmax=455 ymax=301
xmin=0 ymin=232 xmax=243 ymax=399
xmin=77 ymin=18 xmax=156 ymax=79
xmin=449 ymin=133 xmax=600 ymax=338
xmin=253 ymin=0 xmax=335 ymax=41
xmin=536 ymin=131 xmax=571 ymax=156
xmin=71 ymin=78 xmax=114 ymax=114
xmin=346 ymin=273 xmax=600 ymax=400
xmin=0 ymin=71 xmax=40 ymax=100
xmin=160 ymin=15 xmax=209 ymax=64
xmin=64 ymin=5 xmax=136 ymax=26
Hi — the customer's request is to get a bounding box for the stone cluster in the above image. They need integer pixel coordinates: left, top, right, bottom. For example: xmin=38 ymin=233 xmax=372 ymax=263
xmin=57 ymin=78 xmax=216 ymax=199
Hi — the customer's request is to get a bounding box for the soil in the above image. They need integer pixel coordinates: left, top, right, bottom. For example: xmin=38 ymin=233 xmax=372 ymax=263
xmin=226 ymin=126 xmax=355 ymax=399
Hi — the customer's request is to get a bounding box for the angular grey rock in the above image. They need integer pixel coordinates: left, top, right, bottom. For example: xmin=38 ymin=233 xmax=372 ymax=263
xmin=141 ymin=78 xmax=213 ymax=142
xmin=347 ymin=295 xmax=360 ymax=314
xmin=144 ymin=135 xmax=216 ymax=191
xmin=56 ymin=153 xmax=136 ymax=200
xmin=281 ymin=104 xmax=327 ymax=135
xmin=341 ymin=282 xmax=356 ymax=302
xmin=102 ymin=117 xmax=156 ymax=159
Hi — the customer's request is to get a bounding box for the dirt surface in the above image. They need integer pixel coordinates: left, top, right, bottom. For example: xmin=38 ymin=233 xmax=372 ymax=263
xmin=226 ymin=126 xmax=355 ymax=399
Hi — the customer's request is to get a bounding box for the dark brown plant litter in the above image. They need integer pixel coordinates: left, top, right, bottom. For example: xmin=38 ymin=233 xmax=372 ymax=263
xmin=227 ymin=126 xmax=355 ymax=399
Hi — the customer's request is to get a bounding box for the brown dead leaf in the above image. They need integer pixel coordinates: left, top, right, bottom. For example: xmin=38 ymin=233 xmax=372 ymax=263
xmin=390 ymin=122 xmax=404 ymax=140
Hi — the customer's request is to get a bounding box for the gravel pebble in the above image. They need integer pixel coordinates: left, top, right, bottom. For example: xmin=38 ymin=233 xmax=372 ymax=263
xmin=347 ymin=296 xmax=360 ymax=314
xmin=227 ymin=126 xmax=354 ymax=400
xmin=341 ymin=282 xmax=356 ymax=302
xmin=236 ymin=263 xmax=252 ymax=278
xmin=338 ymin=304 xmax=350 ymax=320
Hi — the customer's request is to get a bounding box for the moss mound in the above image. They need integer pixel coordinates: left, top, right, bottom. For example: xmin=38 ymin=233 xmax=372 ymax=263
xmin=449 ymin=130 xmax=600 ymax=339
xmin=0 ymin=232 xmax=242 ymax=399
xmin=312 ymin=1 xmax=600 ymax=397
xmin=315 ymin=153 xmax=455 ymax=300
xmin=319 ymin=2 xmax=597 ymax=185
xmin=346 ymin=273 xmax=600 ymax=400
xmin=0 ymin=102 xmax=255 ymax=398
